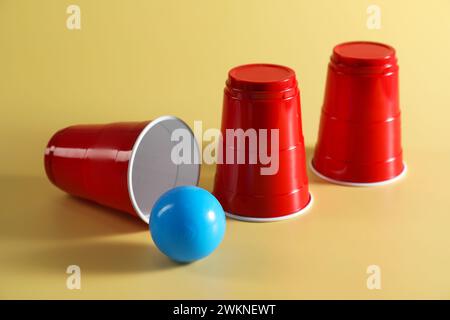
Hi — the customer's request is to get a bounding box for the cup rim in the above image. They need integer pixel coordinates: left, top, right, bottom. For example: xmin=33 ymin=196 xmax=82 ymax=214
xmin=127 ymin=116 xmax=201 ymax=223
xmin=309 ymin=160 xmax=407 ymax=187
xmin=224 ymin=193 xmax=313 ymax=222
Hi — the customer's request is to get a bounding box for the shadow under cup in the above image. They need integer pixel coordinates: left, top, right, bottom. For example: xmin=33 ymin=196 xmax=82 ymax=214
xmin=312 ymin=41 xmax=406 ymax=186
xmin=44 ymin=116 xmax=200 ymax=223
xmin=213 ymin=64 xmax=312 ymax=222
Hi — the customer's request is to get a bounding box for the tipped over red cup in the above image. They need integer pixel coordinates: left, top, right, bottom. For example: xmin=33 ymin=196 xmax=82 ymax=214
xmin=311 ymin=41 xmax=406 ymax=186
xmin=213 ymin=63 xmax=313 ymax=222
xmin=44 ymin=116 xmax=200 ymax=223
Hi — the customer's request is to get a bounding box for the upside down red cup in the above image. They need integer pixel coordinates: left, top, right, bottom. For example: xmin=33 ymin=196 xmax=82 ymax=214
xmin=44 ymin=116 xmax=200 ymax=223
xmin=213 ymin=64 xmax=313 ymax=222
xmin=311 ymin=41 xmax=407 ymax=186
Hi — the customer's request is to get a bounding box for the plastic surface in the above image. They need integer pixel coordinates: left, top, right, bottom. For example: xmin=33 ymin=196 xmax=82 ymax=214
xmin=44 ymin=116 xmax=200 ymax=223
xmin=213 ymin=63 xmax=312 ymax=221
xmin=149 ymin=186 xmax=226 ymax=263
xmin=312 ymin=41 xmax=405 ymax=184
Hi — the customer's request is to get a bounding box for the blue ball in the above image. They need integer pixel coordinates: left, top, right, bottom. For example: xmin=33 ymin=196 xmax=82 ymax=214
xmin=149 ymin=186 xmax=226 ymax=263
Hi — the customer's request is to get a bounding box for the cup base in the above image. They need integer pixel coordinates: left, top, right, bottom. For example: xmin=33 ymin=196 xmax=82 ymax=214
xmin=224 ymin=193 xmax=313 ymax=222
xmin=309 ymin=160 xmax=407 ymax=187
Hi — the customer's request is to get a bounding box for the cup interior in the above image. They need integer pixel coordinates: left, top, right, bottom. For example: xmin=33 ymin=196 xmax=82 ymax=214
xmin=127 ymin=116 xmax=200 ymax=223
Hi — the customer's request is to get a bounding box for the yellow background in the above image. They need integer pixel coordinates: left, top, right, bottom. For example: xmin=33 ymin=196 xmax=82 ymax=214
xmin=1 ymin=0 xmax=450 ymax=299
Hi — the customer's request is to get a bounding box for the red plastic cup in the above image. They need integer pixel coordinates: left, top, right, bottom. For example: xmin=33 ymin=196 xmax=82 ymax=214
xmin=44 ymin=116 xmax=200 ymax=223
xmin=213 ymin=64 xmax=313 ymax=222
xmin=311 ymin=41 xmax=406 ymax=186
